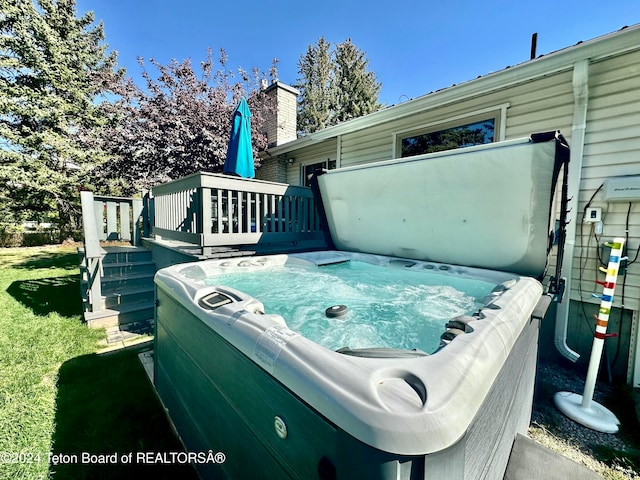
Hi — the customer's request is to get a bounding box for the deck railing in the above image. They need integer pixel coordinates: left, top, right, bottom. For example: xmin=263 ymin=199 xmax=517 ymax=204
xmin=151 ymin=172 xmax=325 ymax=251
xmin=79 ymin=191 xmax=144 ymax=313
xmin=88 ymin=194 xmax=144 ymax=245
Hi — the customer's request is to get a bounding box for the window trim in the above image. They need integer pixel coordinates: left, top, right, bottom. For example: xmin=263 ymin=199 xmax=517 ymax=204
xmin=392 ymin=103 xmax=509 ymax=158
xmin=300 ymin=158 xmax=336 ymax=186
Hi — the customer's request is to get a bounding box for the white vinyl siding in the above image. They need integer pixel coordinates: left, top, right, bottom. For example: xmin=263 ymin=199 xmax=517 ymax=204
xmin=502 ymin=72 xmax=574 ymax=140
xmin=336 ymin=73 xmax=573 ymax=170
xmin=570 ymin=48 xmax=640 ymax=311
xmin=340 ymin=124 xmax=395 ymax=167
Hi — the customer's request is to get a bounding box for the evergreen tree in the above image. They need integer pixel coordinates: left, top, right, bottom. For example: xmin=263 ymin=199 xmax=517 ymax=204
xmin=296 ymin=37 xmax=381 ymax=134
xmin=333 ymin=38 xmax=381 ymax=124
xmin=296 ymin=37 xmax=335 ymax=135
xmin=0 ymin=0 xmax=119 ymax=234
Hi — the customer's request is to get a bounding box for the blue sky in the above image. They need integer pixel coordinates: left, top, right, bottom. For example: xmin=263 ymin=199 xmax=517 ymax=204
xmin=76 ymin=0 xmax=639 ymax=106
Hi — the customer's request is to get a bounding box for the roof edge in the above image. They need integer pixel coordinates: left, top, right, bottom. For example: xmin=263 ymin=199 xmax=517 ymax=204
xmin=266 ymin=24 xmax=640 ymax=156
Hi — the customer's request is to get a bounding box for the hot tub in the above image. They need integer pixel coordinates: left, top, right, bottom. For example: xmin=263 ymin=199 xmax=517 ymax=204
xmin=155 ymin=251 xmax=546 ymax=479
xmin=153 ymin=133 xmax=569 ymax=479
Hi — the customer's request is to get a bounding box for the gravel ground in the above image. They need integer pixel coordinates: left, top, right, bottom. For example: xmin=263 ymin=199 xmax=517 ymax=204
xmin=529 ymin=361 xmax=640 ymax=479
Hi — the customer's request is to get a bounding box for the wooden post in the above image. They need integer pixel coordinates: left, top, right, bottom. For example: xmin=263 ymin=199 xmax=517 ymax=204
xmin=132 ymin=197 xmax=143 ymax=245
xmin=120 ymin=202 xmax=131 ymax=241
xmin=80 ymin=191 xmax=104 ymax=312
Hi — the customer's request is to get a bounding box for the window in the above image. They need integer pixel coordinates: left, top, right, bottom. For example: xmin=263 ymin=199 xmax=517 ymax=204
xmin=302 ymin=159 xmax=336 ymax=186
xmin=394 ymin=104 xmax=509 ymax=159
xmin=399 ymin=118 xmax=495 ymax=158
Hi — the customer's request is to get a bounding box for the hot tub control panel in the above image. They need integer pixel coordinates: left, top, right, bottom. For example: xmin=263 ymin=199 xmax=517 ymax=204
xmin=198 ymin=291 xmax=234 ymax=310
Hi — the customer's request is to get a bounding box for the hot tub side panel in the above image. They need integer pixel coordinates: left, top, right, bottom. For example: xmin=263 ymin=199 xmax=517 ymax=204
xmin=155 ymin=286 xmax=339 ymax=480
xmin=458 ymin=313 xmax=540 ymax=479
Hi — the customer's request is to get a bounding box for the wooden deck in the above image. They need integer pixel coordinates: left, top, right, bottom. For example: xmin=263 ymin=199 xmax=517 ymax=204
xmin=142 ymin=236 xmax=328 ymax=270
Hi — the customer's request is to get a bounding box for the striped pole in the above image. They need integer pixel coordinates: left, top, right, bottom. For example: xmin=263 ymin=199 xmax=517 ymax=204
xmin=554 ymin=237 xmax=624 ymax=433
xmin=582 ymin=238 xmax=624 ymax=409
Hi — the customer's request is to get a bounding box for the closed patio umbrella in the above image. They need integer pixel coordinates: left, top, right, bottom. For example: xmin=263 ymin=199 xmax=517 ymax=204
xmin=223 ymin=97 xmax=255 ymax=178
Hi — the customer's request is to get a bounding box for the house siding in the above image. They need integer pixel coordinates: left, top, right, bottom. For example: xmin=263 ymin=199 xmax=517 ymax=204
xmin=340 ymin=125 xmax=394 ymax=167
xmin=572 ymin=48 xmax=640 ymax=311
xmin=331 ymin=71 xmax=575 ymax=171
xmin=503 ymin=72 xmax=574 ymax=139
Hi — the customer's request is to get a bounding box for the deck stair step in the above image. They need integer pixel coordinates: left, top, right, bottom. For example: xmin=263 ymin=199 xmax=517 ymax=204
xmin=78 ymin=247 xmax=153 ymax=264
xmin=80 ymin=275 xmax=155 ymax=303
xmin=101 ymin=261 xmax=156 ymax=277
xmin=101 ymin=249 xmax=153 ymax=264
xmin=79 ymin=246 xmax=157 ymax=329
xmin=84 ymin=300 xmax=155 ymax=329
xmin=104 ymin=320 xmax=155 ymax=345
xmin=100 ymin=285 xmax=155 ymax=310
xmin=98 ymin=271 xmax=155 ymax=289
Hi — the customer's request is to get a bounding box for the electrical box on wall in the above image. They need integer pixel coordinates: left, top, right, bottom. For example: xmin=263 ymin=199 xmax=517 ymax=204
xmin=602 ymin=175 xmax=640 ymax=202
xmin=583 ymin=207 xmax=602 ymax=223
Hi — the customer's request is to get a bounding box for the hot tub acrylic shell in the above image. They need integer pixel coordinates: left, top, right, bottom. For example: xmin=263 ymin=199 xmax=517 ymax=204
xmin=153 ymin=251 xmax=544 ymax=480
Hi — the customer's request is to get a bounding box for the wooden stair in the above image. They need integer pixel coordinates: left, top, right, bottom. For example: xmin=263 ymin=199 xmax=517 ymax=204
xmin=80 ymin=246 xmax=156 ymax=334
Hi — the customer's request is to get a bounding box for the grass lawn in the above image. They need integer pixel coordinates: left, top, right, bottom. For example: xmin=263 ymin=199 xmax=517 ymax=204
xmin=0 ymin=246 xmax=199 ymax=480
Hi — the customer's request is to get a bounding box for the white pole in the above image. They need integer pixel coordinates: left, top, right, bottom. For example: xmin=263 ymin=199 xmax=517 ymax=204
xmin=582 ymin=238 xmax=624 ymax=408
xmin=554 ymin=237 xmax=624 ymax=433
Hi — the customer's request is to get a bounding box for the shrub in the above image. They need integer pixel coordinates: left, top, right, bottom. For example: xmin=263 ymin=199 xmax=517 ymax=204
xmin=0 ymin=224 xmax=79 ymax=247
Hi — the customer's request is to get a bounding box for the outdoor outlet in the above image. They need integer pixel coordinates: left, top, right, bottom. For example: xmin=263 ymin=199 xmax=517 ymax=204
xmin=584 ymin=207 xmax=602 ymax=223
xmin=594 ymin=221 xmax=603 ymax=235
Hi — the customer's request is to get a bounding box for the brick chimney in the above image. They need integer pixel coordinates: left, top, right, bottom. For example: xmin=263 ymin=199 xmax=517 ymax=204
xmin=263 ymin=81 xmax=299 ymax=147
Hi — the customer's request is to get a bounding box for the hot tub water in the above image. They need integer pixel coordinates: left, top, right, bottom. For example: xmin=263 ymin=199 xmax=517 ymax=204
xmin=204 ymin=260 xmax=496 ymax=354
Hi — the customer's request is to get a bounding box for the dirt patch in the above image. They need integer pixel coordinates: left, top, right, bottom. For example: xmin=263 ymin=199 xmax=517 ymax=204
xmin=530 ymin=361 xmax=640 ymax=479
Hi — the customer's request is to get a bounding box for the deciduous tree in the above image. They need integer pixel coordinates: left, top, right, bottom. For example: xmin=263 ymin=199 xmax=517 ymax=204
xmin=95 ymin=51 xmax=276 ymax=194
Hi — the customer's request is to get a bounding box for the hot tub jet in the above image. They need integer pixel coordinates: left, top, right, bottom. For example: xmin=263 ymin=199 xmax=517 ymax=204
xmin=325 ymin=304 xmax=348 ymax=318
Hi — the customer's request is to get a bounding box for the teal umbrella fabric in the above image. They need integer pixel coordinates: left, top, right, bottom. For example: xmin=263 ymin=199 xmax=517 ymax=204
xmin=224 ymin=98 xmax=255 ymax=178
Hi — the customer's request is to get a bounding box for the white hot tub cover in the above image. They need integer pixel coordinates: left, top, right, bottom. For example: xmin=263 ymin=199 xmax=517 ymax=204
xmin=313 ymin=132 xmax=569 ymax=279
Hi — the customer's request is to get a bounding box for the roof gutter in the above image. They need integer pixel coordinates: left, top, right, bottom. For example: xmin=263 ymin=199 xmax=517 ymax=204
xmin=554 ymin=59 xmax=589 ymax=363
